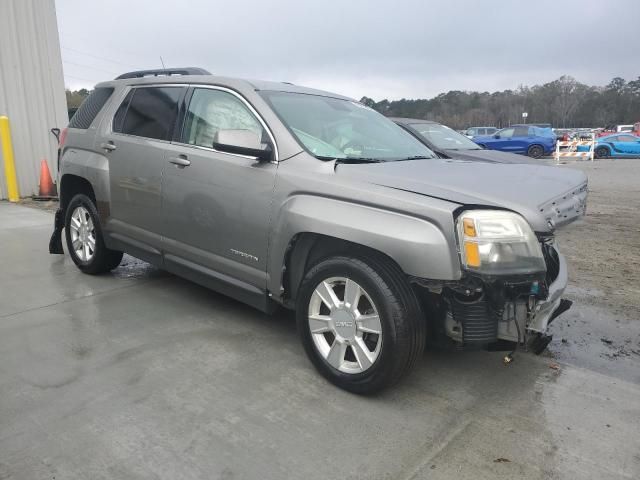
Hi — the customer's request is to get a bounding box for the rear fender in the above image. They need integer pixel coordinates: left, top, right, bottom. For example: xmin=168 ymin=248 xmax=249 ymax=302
xmin=60 ymin=149 xmax=111 ymax=220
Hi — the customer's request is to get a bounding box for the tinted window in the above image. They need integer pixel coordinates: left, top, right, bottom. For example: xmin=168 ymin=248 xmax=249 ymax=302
xmin=535 ymin=127 xmax=555 ymax=137
xmin=113 ymin=90 xmax=134 ymax=133
xmin=119 ymin=87 xmax=183 ymax=140
xmin=514 ymin=126 xmax=530 ymax=137
xmin=68 ymin=87 xmax=114 ymax=129
xmin=182 ymin=88 xmax=264 ymax=148
xmin=617 ymin=135 xmax=638 ymax=142
xmin=498 ymin=128 xmax=514 ymax=138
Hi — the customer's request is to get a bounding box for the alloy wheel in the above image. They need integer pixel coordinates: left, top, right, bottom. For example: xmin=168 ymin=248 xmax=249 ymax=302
xmin=307 ymin=277 xmax=382 ymax=374
xmin=69 ymin=206 xmax=96 ymax=262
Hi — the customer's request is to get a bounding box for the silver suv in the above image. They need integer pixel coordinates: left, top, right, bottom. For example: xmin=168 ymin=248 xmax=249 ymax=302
xmin=50 ymin=68 xmax=588 ymax=393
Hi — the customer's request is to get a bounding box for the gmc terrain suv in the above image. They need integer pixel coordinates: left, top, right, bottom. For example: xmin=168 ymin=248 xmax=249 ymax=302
xmin=50 ymin=68 xmax=588 ymax=393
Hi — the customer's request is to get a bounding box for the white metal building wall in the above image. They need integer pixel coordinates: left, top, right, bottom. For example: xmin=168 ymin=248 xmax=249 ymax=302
xmin=0 ymin=0 xmax=68 ymax=199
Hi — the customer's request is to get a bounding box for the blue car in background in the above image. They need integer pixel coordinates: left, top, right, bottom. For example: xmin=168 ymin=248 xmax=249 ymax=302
xmin=473 ymin=125 xmax=556 ymax=158
xmin=578 ymin=134 xmax=640 ymax=158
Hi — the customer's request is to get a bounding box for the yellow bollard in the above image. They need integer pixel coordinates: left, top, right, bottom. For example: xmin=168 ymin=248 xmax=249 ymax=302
xmin=0 ymin=116 xmax=20 ymax=202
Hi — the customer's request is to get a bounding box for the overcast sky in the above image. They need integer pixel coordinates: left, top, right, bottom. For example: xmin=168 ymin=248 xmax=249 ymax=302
xmin=57 ymin=0 xmax=638 ymax=100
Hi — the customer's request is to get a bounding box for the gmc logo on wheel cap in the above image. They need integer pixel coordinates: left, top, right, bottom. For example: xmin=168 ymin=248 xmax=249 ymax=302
xmin=335 ymin=321 xmax=354 ymax=328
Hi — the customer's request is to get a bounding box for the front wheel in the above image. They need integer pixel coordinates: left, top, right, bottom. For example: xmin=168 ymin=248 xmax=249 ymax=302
xmin=595 ymin=146 xmax=610 ymax=159
xmin=296 ymin=254 xmax=425 ymax=394
xmin=65 ymin=194 xmax=123 ymax=274
xmin=527 ymin=144 xmax=544 ymax=158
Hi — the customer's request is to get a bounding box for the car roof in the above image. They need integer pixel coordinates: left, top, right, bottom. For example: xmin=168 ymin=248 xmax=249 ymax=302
xmin=96 ymin=73 xmax=352 ymax=101
xmin=389 ymin=117 xmax=439 ymax=125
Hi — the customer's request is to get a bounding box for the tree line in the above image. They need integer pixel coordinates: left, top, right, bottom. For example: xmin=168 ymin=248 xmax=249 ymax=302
xmin=360 ymin=75 xmax=640 ymax=129
xmin=66 ymin=75 xmax=640 ymax=130
xmin=66 ymin=88 xmax=90 ymax=109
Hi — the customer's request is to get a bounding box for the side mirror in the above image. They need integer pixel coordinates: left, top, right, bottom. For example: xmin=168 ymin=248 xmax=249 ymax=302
xmin=51 ymin=127 xmax=61 ymax=144
xmin=212 ymin=129 xmax=273 ymax=161
xmin=494 ymin=134 xmax=500 ymax=139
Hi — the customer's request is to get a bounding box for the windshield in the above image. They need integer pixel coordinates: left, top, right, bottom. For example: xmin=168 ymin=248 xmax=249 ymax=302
xmin=410 ymin=123 xmax=482 ymax=150
xmin=261 ymin=91 xmax=437 ymax=161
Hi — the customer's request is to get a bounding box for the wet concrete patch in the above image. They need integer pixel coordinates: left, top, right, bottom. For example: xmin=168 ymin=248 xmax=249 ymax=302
xmin=547 ymin=285 xmax=640 ymax=384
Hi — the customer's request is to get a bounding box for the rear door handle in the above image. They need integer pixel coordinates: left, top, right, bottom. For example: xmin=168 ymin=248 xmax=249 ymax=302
xmin=100 ymin=141 xmax=116 ymax=152
xmin=169 ymin=155 xmax=191 ymax=167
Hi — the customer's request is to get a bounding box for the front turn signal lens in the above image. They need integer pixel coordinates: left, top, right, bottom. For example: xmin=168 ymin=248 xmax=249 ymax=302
xmin=464 ymin=241 xmax=481 ymax=267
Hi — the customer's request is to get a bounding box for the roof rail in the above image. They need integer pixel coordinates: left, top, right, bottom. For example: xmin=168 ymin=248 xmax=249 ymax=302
xmin=115 ymin=67 xmax=211 ymax=80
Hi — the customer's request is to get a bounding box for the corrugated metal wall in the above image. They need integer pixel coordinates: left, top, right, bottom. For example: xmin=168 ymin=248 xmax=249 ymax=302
xmin=0 ymin=0 xmax=68 ymax=199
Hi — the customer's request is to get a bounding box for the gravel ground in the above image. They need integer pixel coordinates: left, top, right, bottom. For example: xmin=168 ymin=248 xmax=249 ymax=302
xmin=554 ymin=158 xmax=640 ymax=315
xmin=546 ymin=158 xmax=640 ymax=382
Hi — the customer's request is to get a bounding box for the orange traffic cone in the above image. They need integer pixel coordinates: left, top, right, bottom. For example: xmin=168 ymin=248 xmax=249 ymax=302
xmin=34 ymin=159 xmax=57 ymax=200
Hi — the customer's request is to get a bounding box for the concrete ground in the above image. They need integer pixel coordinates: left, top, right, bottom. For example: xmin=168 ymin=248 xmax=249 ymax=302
xmin=1 ymin=192 xmax=639 ymax=479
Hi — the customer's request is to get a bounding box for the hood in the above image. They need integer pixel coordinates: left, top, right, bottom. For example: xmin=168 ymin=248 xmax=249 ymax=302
xmin=440 ymin=148 xmax=541 ymax=165
xmin=335 ymin=159 xmax=588 ymax=233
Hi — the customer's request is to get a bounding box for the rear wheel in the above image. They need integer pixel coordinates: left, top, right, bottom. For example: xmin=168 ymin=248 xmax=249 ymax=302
xmin=527 ymin=144 xmax=544 ymax=158
xmin=65 ymin=194 xmax=123 ymax=274
xmin=595 ymin=146 xmax=610 ymax=158
xmin=296 ymin=254 xmax=425 ymax=394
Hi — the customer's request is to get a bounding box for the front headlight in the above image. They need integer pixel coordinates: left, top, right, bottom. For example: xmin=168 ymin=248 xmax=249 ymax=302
xmin=456 ymin=210 xmax=545 ymax=275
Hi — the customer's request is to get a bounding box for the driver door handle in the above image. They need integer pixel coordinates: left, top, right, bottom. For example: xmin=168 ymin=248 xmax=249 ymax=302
xmin=169 ymin=155 xmax=191 ymax=168
xmin=100 ymin=141 xmax=117 ymax=152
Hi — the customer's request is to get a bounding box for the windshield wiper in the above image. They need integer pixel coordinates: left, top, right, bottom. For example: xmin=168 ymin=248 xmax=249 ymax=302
xmin=334 ymin=157 xmax=385 ymax=164
xmin=395 ymin=155 xmax=435 ymax=161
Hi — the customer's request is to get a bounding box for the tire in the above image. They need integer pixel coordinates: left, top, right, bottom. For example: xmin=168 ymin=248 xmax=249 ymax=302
xmin=64 ymin=194 xmax=123 ymax=274
xmin=296 ymin=254 xmax=425 ymax=394
xmin=527 ymin=144 xmax=544 ymax=158
xmin=595 ymin=146 xmax=609 ymax=159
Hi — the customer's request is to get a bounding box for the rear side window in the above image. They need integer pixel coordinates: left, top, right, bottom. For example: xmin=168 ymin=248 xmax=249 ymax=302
xmin=514 ymin=126 xmax=530 ymax=137
xmin=68 ymin=87 xmax=114 ymax=129
xmin=115 ymin=87 xmax=183 ymax=140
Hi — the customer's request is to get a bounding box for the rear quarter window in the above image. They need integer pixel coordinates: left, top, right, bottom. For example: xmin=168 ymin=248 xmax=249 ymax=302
xmin=68 ymin=87 xmax=114 ymax=129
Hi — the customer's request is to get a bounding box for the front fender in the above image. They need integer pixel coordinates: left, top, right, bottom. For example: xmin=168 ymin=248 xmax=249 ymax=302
xmin=267 ymin=194 xmax=461 ymax=295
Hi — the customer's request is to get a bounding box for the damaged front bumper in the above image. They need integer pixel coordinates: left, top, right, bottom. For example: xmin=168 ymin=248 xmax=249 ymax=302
xmin=494 ymin=251 xmax=571 ymax=354
xmin=416 ymin=243 xmax=572 ymax=354
xmin=527 ymin=251 xmax=568 ymax=334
